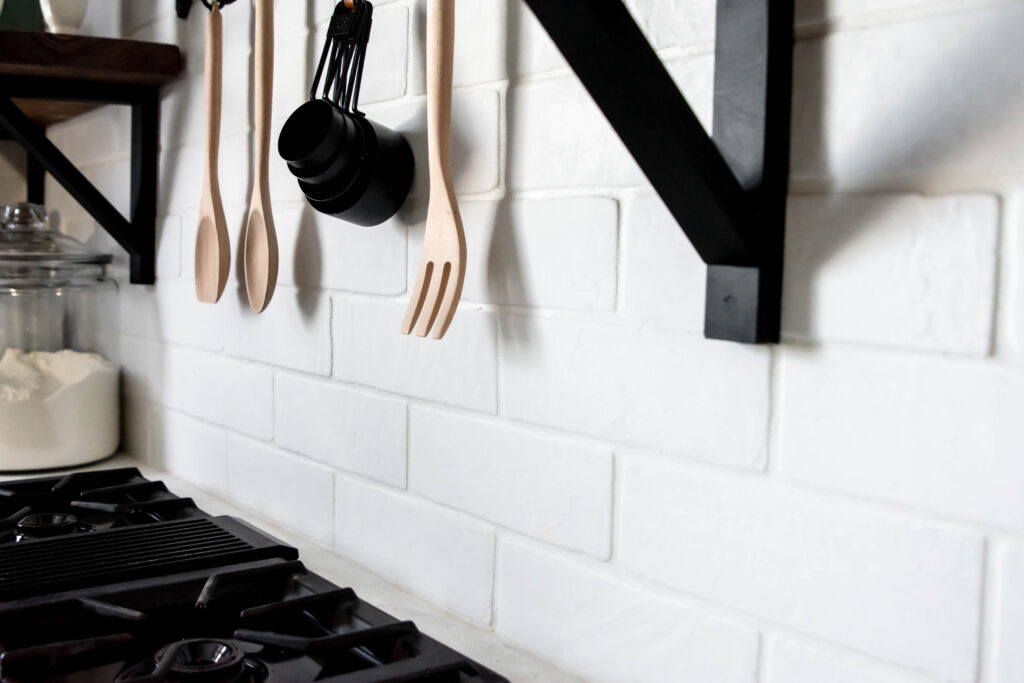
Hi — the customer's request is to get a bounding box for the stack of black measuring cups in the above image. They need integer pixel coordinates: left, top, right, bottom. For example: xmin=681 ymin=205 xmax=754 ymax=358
xmin=278 ymin=0 xmax=414 ymax=226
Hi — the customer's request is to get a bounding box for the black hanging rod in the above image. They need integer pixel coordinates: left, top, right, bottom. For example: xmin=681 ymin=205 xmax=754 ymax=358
xmin=522 ymin=0 xmax=794 ymax=343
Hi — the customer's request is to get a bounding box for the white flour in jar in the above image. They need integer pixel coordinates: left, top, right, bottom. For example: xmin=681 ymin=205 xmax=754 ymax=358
xmin=0 ymin=349 xmax=119 ymax=470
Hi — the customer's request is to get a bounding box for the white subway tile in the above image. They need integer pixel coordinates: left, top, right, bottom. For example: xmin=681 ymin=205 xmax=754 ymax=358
xmin=795 ymin=0 xmax=989 ymax=27
xmin=121 ymin=281 xmax=226 ymax=352
xmin=358 ymin=5 xmax=408 ymax=104
xmin=120 ymin=335 xmax=190 ymax=409
xmin=156 ymin=216 xmax=183 ymax=279
xmin=159 ymin=134 xmax=250 ymax=214
xmin=227 ymin=437 xmax=334 ymax=546
xmin=408 ymin=198 xmax=618 ymax=311
xmin=366 ymin=89 xmax=501 ymax=196
xmin=181 ymin=353 xmax=274 ymax=440
xmin=624 ymin=0 xmax=716 ymax=50
xmin=765 ymin=636 xmax=943 ymax=683
xmin=783 ymin=194 xmax=998 ymax=354
xmin=791 ymin=4 xmax=1024 ymax=189
xmin=335 ymin=475 xmax=495 ymax=625
xmin=410 ymin=408 xmax=612 ymax=557
xmin=225 ymin=286 xmax=332 ymax=375
xmin=408 ymin=0 xmax=507 ymax=93
xmin=276 ymin=374 xmax=407 ymax=488
xmin=500 ymin=315 xmax=770 ymax=469
xmin=992 ymin=542 xmax=1024 ymax=683
xmin=507 ymin=55 xmax=713 ymax=191
xmin=622 ymin=193 xmax=706 ymax=331
xmin=619 ymin=455 xmax=984 ymax=681
xmin=779 ymin=346 xmax=1024 ymax=530
xmin=334 ymin=297 xmax=498 ymax=413
xmin=274 ymin=203 xmax=407 ymax=295
xmin=148 ymin=407 xmax=228 ymax=495
xmin=1009 ymin=192 xmax=1024 ymax=354
xmin=496 ymin=539 xmax=759 ymax=683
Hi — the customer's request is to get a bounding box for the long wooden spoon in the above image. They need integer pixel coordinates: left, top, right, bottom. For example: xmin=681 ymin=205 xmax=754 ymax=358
xmin=195 ymin=1 xmax=229 ymax=303
xmin=243 ymin=0 xmax=278 ymax=313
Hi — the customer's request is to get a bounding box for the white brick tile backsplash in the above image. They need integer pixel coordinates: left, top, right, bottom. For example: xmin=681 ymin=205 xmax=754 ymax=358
xmin=121 ymin=281 xmax=226 ymax=352
xmin=50 ymin=1 xmax=1024 ymax=678
xmin=120 ymin=335 xmax=190 ymax=409
xmin=624 ymin=0 xmax=716 ymax=50
xmin=225 ymin=287 xmax=332 ymax=375
xmin=156 ymin=216 xmax=183 ymax=279
xmin=619 ymin=455 xmax=984 ymax=681
xmin=496 ymin=539 xmax=760 ymax=683
xmin=367 ymin=89 xmax=501 ymax=197
xmin=226 ymin=437 xmax=335 ymax=546
xmin=274 ymin=203 xmax=407 ymax=295
xmin=276 ymin=374 xmax=408 ymax=488
xmin=408 ymin=198 xmax=618 ymax=311
xmin=358 ymin=5 xmax=409 ymax=105
xmin=784 ymin=194 xmax=998 ymax=353
xmin=779 ymin=347 xmax=1024 ymax=530
xmin=992 ymin=542 xmax=1024 ymax=683
xmin=335 ymin=475 xmax=495 ymax=625
xmin=621 ymin=193 xmax=706 ymax=330
xmin=149 ymin=407 xmax=228 ymax=495
xmin=507 ymin=55 xmax=713 ymax=191
xmin=408 ymin=0 xmax=507 ymax=93
xmin=1009 ymin=192 xmax=1024 ymax=354
xmin=410 ymin=407 xmax=613 ymax=557
xmin=180 ymin=353 xmax=275 ymax=440
xmin=500 ymin=315 xmax=771 ymax=468
xmin=334 ymin=297 xmax=498 ymax=413
xmin=765 ymin=636 xmax=942 ymax=683
xmin=790 ymin=4 xmax=1024 ymax=189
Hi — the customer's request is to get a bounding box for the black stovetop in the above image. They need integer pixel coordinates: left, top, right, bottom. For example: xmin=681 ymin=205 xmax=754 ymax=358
xmin=0 ymin=468 xmax=506 ymax=683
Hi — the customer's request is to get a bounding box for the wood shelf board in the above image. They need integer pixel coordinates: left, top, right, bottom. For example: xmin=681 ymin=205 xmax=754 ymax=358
xmin=0 ymin=31 xmax=183 ymax=86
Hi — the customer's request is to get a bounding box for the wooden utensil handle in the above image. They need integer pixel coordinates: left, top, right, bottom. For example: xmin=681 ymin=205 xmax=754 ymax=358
xmin=254 ymin=0 xmax=273 ymax=194
xmin=426 ymin=0 xmax=455 ymax=181
xmin=204 ymin=3 xmax=223 ymax=185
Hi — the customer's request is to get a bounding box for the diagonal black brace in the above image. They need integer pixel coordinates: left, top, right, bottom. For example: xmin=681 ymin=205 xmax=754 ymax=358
xmin=521 ymin=0 xmax=793 ymax=343
xmin=0 ymin=87 xmax=159 ymax=284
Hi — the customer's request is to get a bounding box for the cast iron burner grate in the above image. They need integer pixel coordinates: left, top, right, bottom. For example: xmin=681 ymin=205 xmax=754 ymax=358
xmin=0 ymin=559 xmax=506 ymax=682
xmin=0 ymin=469 xmax=507 ymax=682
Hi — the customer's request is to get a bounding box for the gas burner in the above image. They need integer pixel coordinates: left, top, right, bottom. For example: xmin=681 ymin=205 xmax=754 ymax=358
xmin=0 ymin=468 xmax=508 ymax=682
xmin=15 ymin=511 xmax=94 ymax=541
xmin=117 ymin=639 xmax=266 ymax=683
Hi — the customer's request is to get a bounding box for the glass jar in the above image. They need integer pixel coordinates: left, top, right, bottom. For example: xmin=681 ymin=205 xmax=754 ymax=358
xmin=0 ymin=203 xmax=120 ymax=471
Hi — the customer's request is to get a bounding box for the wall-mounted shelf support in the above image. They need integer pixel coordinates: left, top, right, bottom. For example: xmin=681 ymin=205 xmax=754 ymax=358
xmin=522 ymin=0 xmax=794 ymax=343
xmin=0 ymin=33 xmax=182 ymax=285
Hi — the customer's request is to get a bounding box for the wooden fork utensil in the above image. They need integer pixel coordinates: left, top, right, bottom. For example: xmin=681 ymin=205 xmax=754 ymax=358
xmin=401 ymin=0 xmax=465 ymax=339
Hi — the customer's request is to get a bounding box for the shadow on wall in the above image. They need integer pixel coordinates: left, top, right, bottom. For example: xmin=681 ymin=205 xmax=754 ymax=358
xmin=785 ymin=10 xmax=1021 ymax=342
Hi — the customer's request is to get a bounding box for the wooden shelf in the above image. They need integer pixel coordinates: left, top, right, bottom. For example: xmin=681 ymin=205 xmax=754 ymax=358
xmin=0 ymin=32 xmax=183 ymax=284
xmin=0 ymin=31 xmax=182 ymax=126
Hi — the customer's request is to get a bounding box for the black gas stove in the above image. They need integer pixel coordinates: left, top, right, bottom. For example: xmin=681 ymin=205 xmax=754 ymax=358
xmin=0 ymin=468 xmax=507 ymax=683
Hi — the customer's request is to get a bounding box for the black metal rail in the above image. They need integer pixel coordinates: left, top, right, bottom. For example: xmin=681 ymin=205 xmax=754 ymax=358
xmin=522 ymin=0 xmax=794 ymax=342
xmin=0 ymin=76 xmax=160 ymax=284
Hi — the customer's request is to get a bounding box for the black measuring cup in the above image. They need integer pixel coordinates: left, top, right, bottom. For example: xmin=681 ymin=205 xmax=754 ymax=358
xmin=277 ymin=0 xmax=412 ymax=226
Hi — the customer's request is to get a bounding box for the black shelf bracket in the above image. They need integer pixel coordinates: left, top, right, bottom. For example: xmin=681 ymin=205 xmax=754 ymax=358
xmin=522 ymin=0 xmax=794 ymax=343
xmin=0 ymin=77 xmax=160 ymax=284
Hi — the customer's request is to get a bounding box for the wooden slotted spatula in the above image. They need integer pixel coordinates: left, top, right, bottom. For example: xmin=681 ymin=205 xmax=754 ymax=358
xmin=401 ymin=0 xmax=465 ymax=339
xmin=195 ymin=1 xmax=230 ymax=303
xmin=243 ymin=0 xmax=278 ymax=313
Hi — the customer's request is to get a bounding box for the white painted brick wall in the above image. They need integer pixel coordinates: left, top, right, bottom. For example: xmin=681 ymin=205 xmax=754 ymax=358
xmin=495 ymin=539 xmax=760 ymax=683
xmin=335 ymin=474 xmax=495 ymax=625
xmin=618 ymin=454 xmax=984 ymax=681
xmin=409 ymin=407 xmax=613 ymax=558
xmin=38 ymin=1 xmax=1024 ymax=680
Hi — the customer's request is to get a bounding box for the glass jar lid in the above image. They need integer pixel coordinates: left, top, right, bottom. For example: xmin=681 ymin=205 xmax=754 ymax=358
xmin=0 ymin=203 xmax=113 ymax=267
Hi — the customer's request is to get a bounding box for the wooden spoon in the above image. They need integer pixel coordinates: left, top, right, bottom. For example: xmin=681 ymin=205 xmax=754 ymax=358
xmin=243 ymin=0 xmax=278 ymax=313
xmin=195 ymin=1 xmax=229 ymax=304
